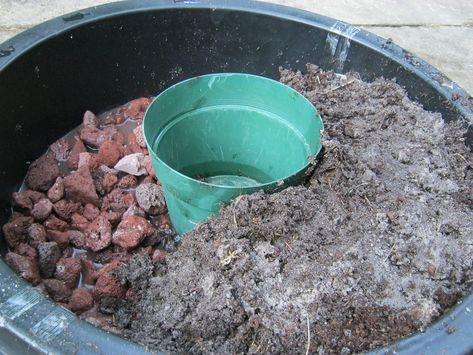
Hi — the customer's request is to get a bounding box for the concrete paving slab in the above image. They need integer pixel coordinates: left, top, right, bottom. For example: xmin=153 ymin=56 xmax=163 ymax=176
xmin=266 ymin=0 xmax=473 ymax=26
xmin=0 ymin=28 xmax=17 ymax=44
xmin=0 ymin=0 xmax=114 ymax=27
xmin=369 ymin=26 xmax=473 ymax=94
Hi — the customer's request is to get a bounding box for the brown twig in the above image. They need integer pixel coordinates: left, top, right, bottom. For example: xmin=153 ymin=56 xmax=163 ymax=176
xmin=364 ymin=195 xmax=374 ymax=211
xmin=321 ymin=79 xmax=355 ymax=95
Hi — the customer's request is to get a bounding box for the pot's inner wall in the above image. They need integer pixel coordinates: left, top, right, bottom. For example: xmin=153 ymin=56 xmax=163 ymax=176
xmin=0 ymin=8 xmax=467 ymax=252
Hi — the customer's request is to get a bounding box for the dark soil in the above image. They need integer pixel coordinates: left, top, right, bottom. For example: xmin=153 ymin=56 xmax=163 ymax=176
xmin=113 ymin=65 xmax=473 ymax=353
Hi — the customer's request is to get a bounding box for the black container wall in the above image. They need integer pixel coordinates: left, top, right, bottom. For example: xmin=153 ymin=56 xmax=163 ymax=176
xmin=0 ymin=1 xmax=472 ymax=354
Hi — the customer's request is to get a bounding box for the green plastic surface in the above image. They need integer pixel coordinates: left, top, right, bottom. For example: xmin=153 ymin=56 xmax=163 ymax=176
xmin=143 ymin=73 xmax=324 ymax=235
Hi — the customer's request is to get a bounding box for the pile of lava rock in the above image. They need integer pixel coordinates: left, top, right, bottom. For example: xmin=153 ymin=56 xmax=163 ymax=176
xmin=2 ymin=98 xmax=175 ymax=333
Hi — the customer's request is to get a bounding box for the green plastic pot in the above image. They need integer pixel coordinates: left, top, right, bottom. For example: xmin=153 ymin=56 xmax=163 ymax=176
xmin=144 ymin=73 xmax=323 ymax=234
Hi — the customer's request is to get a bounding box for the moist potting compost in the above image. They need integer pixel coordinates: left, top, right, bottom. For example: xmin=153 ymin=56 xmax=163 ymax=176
xmin=2 ymin=65 xmax=472 ymax=354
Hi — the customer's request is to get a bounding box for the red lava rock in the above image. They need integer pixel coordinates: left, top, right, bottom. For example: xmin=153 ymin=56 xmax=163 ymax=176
xmin=71 ymin=212 xmax=89 ymax=232
xmin=123 ymin=204 xmax=146 ymax=219
xmin=135 ymin=183 xmax=166 ymax=215
xmin=117 ymin=175 xmax=138 ymax=189
xmin=11 ymin=190 xmax=44 ymax=211
xmin=79 ymin=255 xmax=96 ymax=285
xmin=69 ymin=288 xmax=94 ymax=314
xmin=92 ymin=259 xmax=123 ymax=280
xmin=38 ymin=243 xmax=63 ymax=278
xmin=101 ymin=188 xmax=135 ymax=214
xmin=27 ymin=223 xmax=47 ymax=248
xmin=113 ymin=131 xmax=126 ymax=146
xmin=113 ymin=216 xmax=155 ymax=250
xmin=92 ymin=165 xmax=119 ymax=196
xmin=67 ymin=137 xmax=87 ymax=170
xmin=122 ymin=193 xmax=136 ymax=206
xmin=55 ymin=257 xmax=82 ymax=288
xmin=10 ymin=211 xmax=27 ymax=221
xmin=102 ymin=174 xmax=118 ymax=194
xmin=53 ymin=199 xmax=82 ymax=220
xmin=80 ymin=305 xmax=115 ymax=330
xmin=80 ymin=126 xmax=119 ymax=148
xmin=85 ymin=216 xmax=112 ymax=252
xmin=14 ymin=243 xmax=38 ymax=259
xmin=43 ymin=279 xmax=72 ymax=302
xmin=92 ymin=249 xmax=130 ymax=265
xmin=46 ymin=230 xmax=69 ymax=249
xmin=23 ymin=190 xmax=46 ymax=204
xmin=43 ymin=215 xmax=69 ymax=231
xmin=78 ymin=152 xmax=100 ymax=171
xmin=155 ymin=214 xmax=172 ymax=230
xmin=83 ymin=110 xmax=99 ymax=128
xmin=64 ymin=166 xmax=100 ymax=206
xmin=50 ymin=138 xmax=71 ymax=161
xmin=92 ymin=273 xmax=127 ymax=300
xmin=62 ymin=247 xmax=74 ymax=258
xmin=68 ymin=230 xmax=86 ymax=249
xmin=83 ymin=203 xmax=100 ymax=221
xmin=124 ymin=97 xmax=150 ymax=120
xmin=104 ymin=111 xmax=126 ymax=125
xmin=125 ymin=132 xmax=145 ymax=155
xmin=112 ymin=215 xmax=156 ymax=250
xmin=143 ymin=155 xmax=156 ymax=178
xmin=5 ymin=252 xmax=41 ymax=285
xmin=97 ymin=164 xmax=119 ymax=176
xmin=115 ymin=115 xmax=126 ymax=125
xmin=97 ymin=140 xmax=124 ymax=167
xmin=31 ymin=198 xmax=54 ymax=221
xmin=47 ymin=177 xmax=65 ymax=203
xmin=11 ymin=192 xmax=33 ymax=211
xmin=114 ymin=153 xmax=147 ymax=176
xmin=100 ymin=210 xmax=123 ymax=227
xmin=152 ymin=249 xmax=167 ymax=264
xmin=80 ymin=127 xmax=103 ymax=148
xmin=133 ymin=124 xmax=147 ymax=148
xmin=25 ymin=153 xmax=60 ymax=192
xmin=2 ymin=216 xmax=34 ymax=248
xmin=141 ymin=175 xmax=156 ymax=185
xmin=37 ymin=242 xmax=61 ymax=277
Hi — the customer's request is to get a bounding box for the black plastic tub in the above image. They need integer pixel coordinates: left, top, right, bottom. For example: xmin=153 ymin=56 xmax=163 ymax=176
xmin=0 ymin=1 xmax=472 ymax=353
